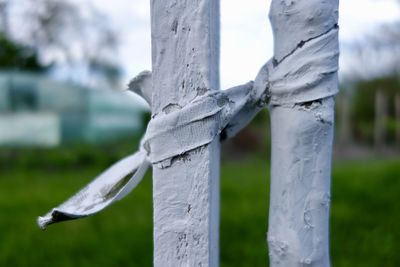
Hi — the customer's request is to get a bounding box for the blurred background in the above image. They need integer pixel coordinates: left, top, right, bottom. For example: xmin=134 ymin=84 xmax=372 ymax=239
xmin=0 ymin=0 xmax=399 ymax=266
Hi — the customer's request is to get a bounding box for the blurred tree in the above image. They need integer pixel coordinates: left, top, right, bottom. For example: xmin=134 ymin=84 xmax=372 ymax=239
xmin=344 ymin=1 xmax=400 ymax=80
xmin=343 ymin=1 xmax=400 ymax=148
xmin=0 ymin=0 xmax=9 ymax=35
xmin=0 ymin=0 xmax=121 ymax=88
xmin=0 ymin=33 xmax=46 ymax=71
xmin=367 ymin=0 xmax=400 ymax=75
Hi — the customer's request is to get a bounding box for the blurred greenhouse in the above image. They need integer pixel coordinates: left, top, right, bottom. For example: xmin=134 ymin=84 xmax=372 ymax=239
xmin=0 ymin=71 xmax=146 ymax=147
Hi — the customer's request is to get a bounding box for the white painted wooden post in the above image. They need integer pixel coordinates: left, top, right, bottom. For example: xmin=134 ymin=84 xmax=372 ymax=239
xmin=267 ymin=0 xmax=339 ymax=266
xmin=150 ymin=1 xmax=220 ymax=266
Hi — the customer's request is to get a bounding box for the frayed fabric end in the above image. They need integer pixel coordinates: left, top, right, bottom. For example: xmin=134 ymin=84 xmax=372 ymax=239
xmin=37 ymin=215 xmax=52 ymax=230
xmin=37 ymin=209 xmax=82 ymax=230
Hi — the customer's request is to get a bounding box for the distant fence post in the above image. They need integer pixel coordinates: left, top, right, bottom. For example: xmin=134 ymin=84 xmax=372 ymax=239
xmin=374 ymin=89 xmax=387 ymax=149
xmin=338 ymin=90 xmax=353 ymax=146
xmin=395 ymin=93 xmax=400 ymax=148
xmin=150 ymin=1 xmax=220 ymax=266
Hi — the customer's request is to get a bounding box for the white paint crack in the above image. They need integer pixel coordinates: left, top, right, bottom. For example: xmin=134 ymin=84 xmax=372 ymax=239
xmin=273 ymin=24 xmax=339 ymax=67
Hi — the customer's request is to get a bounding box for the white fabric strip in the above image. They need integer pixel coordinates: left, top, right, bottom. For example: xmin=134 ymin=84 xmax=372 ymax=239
xmin=37 ymin=150 xmax=150 ymax=229
xmin=268 ymin=27 xmax=339 ymax=105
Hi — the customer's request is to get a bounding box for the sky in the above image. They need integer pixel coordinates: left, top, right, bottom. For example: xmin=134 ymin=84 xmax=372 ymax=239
xmin=90 ymin=0 xmax=400 ymax=89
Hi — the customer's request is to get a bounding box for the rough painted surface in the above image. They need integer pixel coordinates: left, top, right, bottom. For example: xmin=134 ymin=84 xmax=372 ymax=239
xmin=269 ymin=0 xmax=338 ymax=63
xmin=268 ymin=98 xmax=334 ymax=266
xmin=150 ymin=1 xmax=220 ymax=266
xmin=266 ymin=0 xmax=339 ymax=266
xmin=150 ymin=0 xmax=220 ymax=116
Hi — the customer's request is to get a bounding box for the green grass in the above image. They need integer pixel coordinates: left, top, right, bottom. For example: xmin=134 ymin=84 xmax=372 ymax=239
xmin=0 ymin=142 xmax=399 ymax=266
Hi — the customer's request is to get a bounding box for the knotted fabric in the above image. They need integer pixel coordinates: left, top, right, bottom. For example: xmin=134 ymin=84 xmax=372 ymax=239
xmin=38 ymin=19 xmax=338 ymax=228
xmin=37 ymin=68 xmax=268 ymax=229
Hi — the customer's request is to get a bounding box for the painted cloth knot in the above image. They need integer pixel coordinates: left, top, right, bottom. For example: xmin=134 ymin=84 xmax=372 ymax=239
xmin=37 ymin=20 xmax=339 ymax=227
xmin=143 ymin=80 xmax=267 ymax=168
xmin=37 ymin=66 xmax=269 ymax=229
